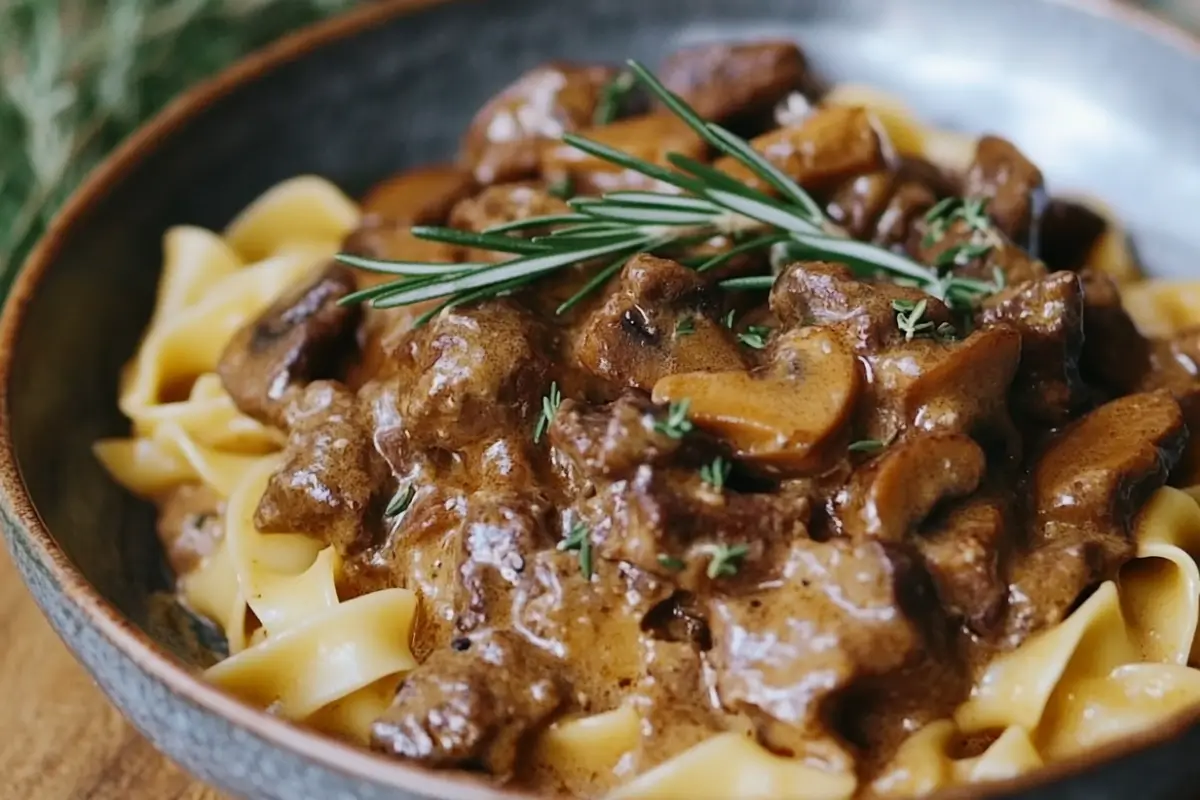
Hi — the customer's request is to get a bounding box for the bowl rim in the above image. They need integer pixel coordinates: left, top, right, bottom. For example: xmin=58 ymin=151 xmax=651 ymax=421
xmin=3 ymin=0 xmax=1200 ymax=797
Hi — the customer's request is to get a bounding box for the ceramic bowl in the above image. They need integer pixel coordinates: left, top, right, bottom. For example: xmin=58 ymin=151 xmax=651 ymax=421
xmin=4 ymin=1 xmax=1200 ymax=798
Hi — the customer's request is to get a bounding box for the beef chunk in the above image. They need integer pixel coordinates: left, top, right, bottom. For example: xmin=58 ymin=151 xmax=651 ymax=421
xmin=825 ymin=172 xmax=895 ymax=240
xmin=378 ymin=300 xmax=558 ymax=454
xmin=963 ymin=135 xmax=1047 ymax=252
xmin=218 ymin=263 xmax=360 ymax=425
xmin=979 ymin=271 xmax=1087 ymax=423
xmin=1040 ymin=198 xmax=1108 ymax=272
xmin=770 ymin=262 xmax=953 ymax=351
xmin=659 ymin=41 xmax=810 ymax=123
xmin=716 ymin=106 xmax=887 ymax=195
xmin=549 ymin=392 xmax=721 ymax=484
xmin=156 ymin=484 xmax=223 ymax=575
xmin=583 ymin=463 xmax=810 ymax=585
xmin=1008 ymin=390 xmax=1186 ymax=636
xmin=541 ymin=113 xmax=707 ymax=195
xmin=371 ymin=630 xmax=566 ymax=778
xmin=915 ymin=218 xmax=1046 ymax=287
xmin=916 ymin=496 xmax=1009 ymax=633
xmin=826 ymin=159 xmax=948 ymax=252
xmin=254 ymin=382 xmax=389 ymax=555
xmin=460 ymin=63 xmax=618 ymax=184
xmin=708 ymin=538 xmax=933 ymax=761
xmin=838 ymin=433 xmax=986 ymax=543
xmin=576 ymin=254 xmax=746 ymax=392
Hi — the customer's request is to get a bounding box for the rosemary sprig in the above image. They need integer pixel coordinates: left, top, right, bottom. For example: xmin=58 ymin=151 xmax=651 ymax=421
xmin=534 ymin=381 xmax=562 ymax=443
xmin=594 ymin=70 xmax=635 ymax=126
xmin=700 ymin=456 xmax=732 ymax=490
xmin=654 ymin=399 xmax=694 ymax=439
xmin=337 ymin=60 xmax=989 ymax=321
xmin=848 ymin=439 xmax=886 ymax=454
xmin=558 ymin=522 xmax=593 ymax=579
xmin=385 ymin=484 xmax=416 ymax=518
xmin=703 ymin=543 xmax=749 ymax=579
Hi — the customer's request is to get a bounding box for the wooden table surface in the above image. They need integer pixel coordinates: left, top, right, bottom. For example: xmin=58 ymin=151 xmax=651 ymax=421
xmin=0 ymin=549 xmax=227 ymax=800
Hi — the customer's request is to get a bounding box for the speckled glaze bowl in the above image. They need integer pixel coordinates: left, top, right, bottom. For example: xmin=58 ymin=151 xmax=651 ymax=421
xmin=4 ymin=1 xmax=1200 ymax=798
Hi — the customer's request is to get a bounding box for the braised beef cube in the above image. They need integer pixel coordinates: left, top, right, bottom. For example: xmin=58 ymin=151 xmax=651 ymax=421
xmin=456 ymin=491 xmax=554 ymax=632
xmin=874 ymin=180 xmax=938 ymax=253
xmin=979 ymin=271 xmax=1087 ymax=423
xmin=461 ymin=63 xmax=618 ymax=185
xmin=715 ymin=106 xmax=887 ymax=195
xmin=549 ymin=392 xmax=720 ymax=483
xmin=660 ymin=41 xmax=810 ymax=123
xmin=380 ymin=300 xmax=559 ymax=452
xmin=708 ymin=538 xmax=932 ymax=762
xmin=769 ymin=262 xmax=952 ymax=351
xmin=1040 ymin=198 xmax=1108 ymax=272
xmin=916 ymin=497 xmax=1009 ymax=633
xmin=915 ymin=218 xmax=1046 ymax=287
xmin=371 ymin=630 xmax=566 ymax=778
xmin=964 ymin=135 xmax=1047 ymax=253
xmin=218 ymin=263 xmax=361 ymax=425
xmin=1007 ymin=391 xmax=1186 ymax=635
xmin=1078 ymin=267 xmax=1150 ymax=392
xmin=585 ymin=463 xmax=810 ymax=584
xmin=255 ymin=382 xmax=390 ymax=555
xmin=576 ymin=254 xmax=746 ymax=392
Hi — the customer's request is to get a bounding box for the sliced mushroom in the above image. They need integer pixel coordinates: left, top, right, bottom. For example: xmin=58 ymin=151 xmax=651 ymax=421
xmin=342 ymin=164 xmax=473 ymax=269
xmin=540 ymin=113 xmax=707 ymax=195
xmin=576 ymin=254 xmax=746 ymax=392
xmin=715 ymin=106 xmax=887 ymax=195
xmin=1032 ymin=390 xmax=1185 ymax=535
xmin=1007 ymin=390 xmax=1186 ymax=635
xmin=652 ymin=327 xmax=860 ymax=474
xmin=659 ymin=40 xmax=811 ymax=123
xmin=838 ymin=433 xmax=986 ymax=542
xmin=460 ymin=63 xmax=619 ymax=185
xmin=218 ymin=262 xmax=361 ymax=425
xmin=898 ymin=324 xmax=1022 ymax=436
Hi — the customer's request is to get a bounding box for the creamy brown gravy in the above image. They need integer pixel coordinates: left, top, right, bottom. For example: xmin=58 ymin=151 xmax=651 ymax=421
xmin=160 ymin=39 xmax=1200 ymax=797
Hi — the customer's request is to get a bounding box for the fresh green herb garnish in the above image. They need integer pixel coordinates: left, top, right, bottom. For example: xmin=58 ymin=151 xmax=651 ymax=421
xmin=675 ymin=316 xmax=696 ymax=338
xmin=385 ymin=484 xmax=416 ymax=518
xmin=737 ymin=324 xmax=772 ymax=349
xmin=700 ymin=456 xmax=732 ymax=490
xmin=722 ymin=309 xmax=737 ymax=329
xmin=893 ymin=298 xmax=935 ymax=341
xmin=593 ymin=70 xmax=636 ymax=126
xmin=936 ymin=321 xmax=958 ymax=341
xmin=848 ymin=439 xmax=886 ymax=454
xmin=558 ymin=522 xmax=593 ymax=579
xmin=336 ymin=61 xmax=992 ymax=324
xmin=703 ymin=543 xmax=749 ymax=579
xmin=657 ymin=554 xmax=686 ymax=571
xmin=654 ymin=399 xmax=694 ymax=440
xmin=534 ymin=381 xmax=562 ymax=443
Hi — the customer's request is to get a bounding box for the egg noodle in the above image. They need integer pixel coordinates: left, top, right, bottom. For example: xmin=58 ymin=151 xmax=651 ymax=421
xmin=95 ymin=93 xmax=1200 ymax=797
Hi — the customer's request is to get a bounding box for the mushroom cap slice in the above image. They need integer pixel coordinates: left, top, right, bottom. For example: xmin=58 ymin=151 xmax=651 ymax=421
xmin=652 ymin=327 xmax=860 ymax=474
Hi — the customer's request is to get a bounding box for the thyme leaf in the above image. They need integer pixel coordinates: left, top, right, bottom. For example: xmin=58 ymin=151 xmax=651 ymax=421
xmin=534 ymin=381 xmax=562 ymax=443
xmin=699 ymin=456 xmax=732 ymax=491
xmin=654 ymin=399 xmax=694 ymax=440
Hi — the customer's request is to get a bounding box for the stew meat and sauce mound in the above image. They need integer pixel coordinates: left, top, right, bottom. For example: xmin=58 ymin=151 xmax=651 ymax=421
xmin=131 ymin=39 xmax=1200 ymax=798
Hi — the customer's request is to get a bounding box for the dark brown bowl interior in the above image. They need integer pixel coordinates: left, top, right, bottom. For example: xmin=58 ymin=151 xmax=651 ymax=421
xmin=4 ymin=0 xmax=1200 ymax=798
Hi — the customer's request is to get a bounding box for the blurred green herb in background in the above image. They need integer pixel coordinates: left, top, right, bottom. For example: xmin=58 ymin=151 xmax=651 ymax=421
xmin=0 ymin=0 xmax=357 ymax=285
